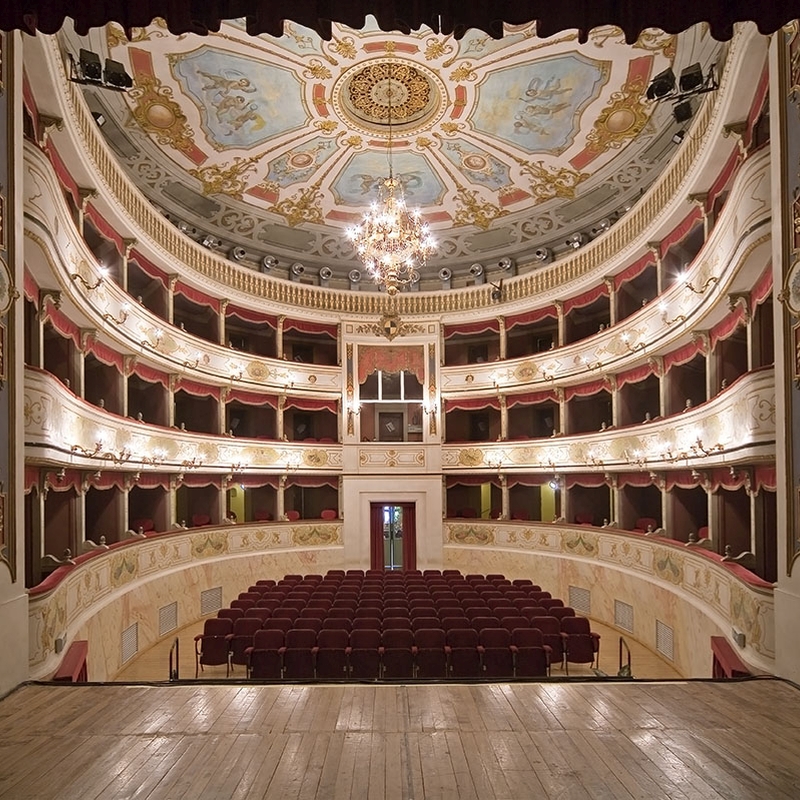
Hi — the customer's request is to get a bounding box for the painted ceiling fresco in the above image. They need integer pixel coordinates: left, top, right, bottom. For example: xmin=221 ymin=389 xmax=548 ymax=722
xmin=72 ymin=18 xmax=722 ymax=281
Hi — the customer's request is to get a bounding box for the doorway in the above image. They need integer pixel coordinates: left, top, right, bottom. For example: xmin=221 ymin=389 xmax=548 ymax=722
xmin=369 ymin=502 xmax=417 ymax=571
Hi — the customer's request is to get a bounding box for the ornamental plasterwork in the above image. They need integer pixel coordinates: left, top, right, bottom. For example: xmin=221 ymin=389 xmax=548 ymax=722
xmin=74 ymin=16 xmax=722 ymax=274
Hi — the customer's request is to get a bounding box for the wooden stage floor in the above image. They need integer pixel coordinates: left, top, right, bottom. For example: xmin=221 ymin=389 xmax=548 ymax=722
xmin=1 ymin=679 xmax=799 ymax=799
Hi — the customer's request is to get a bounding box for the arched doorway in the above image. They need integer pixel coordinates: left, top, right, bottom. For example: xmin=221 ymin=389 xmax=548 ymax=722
xmin=369 ymin=502 xmax=417 ymax=571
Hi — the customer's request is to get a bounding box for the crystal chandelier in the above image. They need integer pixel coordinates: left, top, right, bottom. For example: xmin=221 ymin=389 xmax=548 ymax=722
xmin=346 ymin=67 xmax=436 ymax=296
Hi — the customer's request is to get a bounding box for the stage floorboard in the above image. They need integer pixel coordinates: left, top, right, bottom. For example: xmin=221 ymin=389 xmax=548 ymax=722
xmin=1 ymin=679 xmax=798 ymax=799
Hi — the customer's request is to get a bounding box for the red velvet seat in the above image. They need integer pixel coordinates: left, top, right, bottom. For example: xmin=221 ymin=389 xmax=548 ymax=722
xmin=130 ymin=517 xmax=155 ymax=532
xmin=633 ymin=516 xmax=658 ymax=533
xmin=529 ymin=616 xmax=565 ymax=668
xmin=472 ymin=616 xmax=501 ymax=632
xmin=282 ymin=628 xmax=318 ymax=680
xmin=414 ymin=628 xmax=448 ymax=678
xmin=381 ymin=629 xmax=415 ymax=678
xmin=254 ymin=509 xmax=274 ymax=521
xmin=244 ymin=608 xmax=272 ymax=623
xmin=550 ymin=606 xmax=576 ymax=621
xmin=227 ymin=617 xmax=263 ymax=672
xmin=246 ymin=628 xmax=285 ymax=680
xmin=575 ymin=513 xmax=594 ymax=525
xmin=217 ymin=608 xmax=244 ymax=623
xmin=561 ymin=617 xmax=600 ymax=674
xmin=511 ymin=628 xmax=551 ymax=677
xmin=315 ymin=629 xmax=350 ymax=680
xmin=194 ymin=617 xmax=232 ymax=678
xmin=230 ymin=599 xmax=255 ymax=612
xmin=285 ymin=510 xmax=301 ymax=521
xmin=322 ymin=617 xmax=352 ymax=632
xmin=478 ymin=628 xmax=514 ymax=678
xmin=351 ymin=617 xmax=382 ymax=631
xmin=320 ymin=508 xmax=338 ymax=520
xmin=349 ymin=629 xmax=382 ymax=680
xmin=191 ymin=514 xmax=211 ymax=527
xmin=441 ymin=616 xmax=471 ymax=632
xmin=446 ymin=628 xmax=481 ymax=678
xmin=500 ymin=616 xmax=530 ymax=633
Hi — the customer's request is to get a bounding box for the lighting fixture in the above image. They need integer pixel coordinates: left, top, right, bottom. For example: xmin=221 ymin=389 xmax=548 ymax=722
xmin=346 ymin=65 xmax=435 ymax=295
xmin=646 ymin=68 xmax=676 ymax=100
xmin=69 ymin=49 xmax=133 ymax=92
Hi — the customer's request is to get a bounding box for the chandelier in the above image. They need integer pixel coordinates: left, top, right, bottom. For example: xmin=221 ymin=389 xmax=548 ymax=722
xmin=346 ymin=66 xmax=436 ymax=296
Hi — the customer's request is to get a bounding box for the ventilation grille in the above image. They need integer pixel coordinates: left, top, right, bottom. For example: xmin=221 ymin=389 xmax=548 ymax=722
xmin=568 ymin=585 xmax=591 ymax=615
xmin=159 ymin=601 xmax=178 ymax=636
xmin=200 ymin=586 xmax=223 ymax=616
xmin=614 ymin=600 xmax=634 ymax=633
xmin=656 ymin=620 xmax=675 ymax=661
xmin=121 ymin=623 xmax=138 ymax=664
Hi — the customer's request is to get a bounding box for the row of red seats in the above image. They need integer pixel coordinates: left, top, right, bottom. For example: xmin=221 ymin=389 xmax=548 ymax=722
xmin=197 ymin=622 xmax=557 ymax=681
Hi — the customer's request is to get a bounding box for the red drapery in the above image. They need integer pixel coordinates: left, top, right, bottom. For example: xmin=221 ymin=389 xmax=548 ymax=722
xmin=84 ymin=336 xmax=124 ymax=371
xmin=283 ymin=396 xmax=338 ymax=412
xmin=237 ymin=474 xmax=280 ymax=489
xmin=181 ymin=473 xmax=222 ymax=488
xmin=283 ymin=318 xmax=338 ymax=338
xmin=84 ymin=204 xmax=126 ymax=255
xmin=45 ymin=143 xmax=81 ymax=207
xmin=506 ymin=474 xmax=550 ymax=487
xmin=174 ymin=378 xmax=220 ymax=399
xmin=85 ymin=473 xmax=125 ymax=491
xmin=226 ymin=305 xmax=277 ymax=326
xmin=133 ymin=473 xmax=171 ymax=489
xmin=663 ymin=339 xmax=703 ymax=371
xmin=286 ymin=475 xmax=339 ymax=488
xmin=443 ymin=319 xmax=500 ymax=339
xmin=446 ymin=474 xmax=502 ymax=487
xmin=369 ymin=503 xmax=384 ymax=571
xmin=225 ymin=389 xmax=279 ymax=407
xmin=129 ymin=361 xmax=170 ymax=388
xmin=616 ymin=471 xmax=656 ymax=488
xmin=751 ymin=263 xmax=773 ymax=306
xmin=358 ymin=345 xmax=424 ymax=384
xmin=43 ymin=469 xmax=81 ymax=492
xmin=561 ymin=283 xmax=609 ymax=315
xmin=564 ymin=380 xmax=610 ymax=401
xmin=505 ymin=305 xmax=558 ymax=330
xmin=129 ymin=249 xmax=169 ymax=287
xmin=174 ymin=280 xmax=220 ymax=311
xmin=25 ymin=466 xmax=40 ymax=493
xmin=402 ymin=502 xmax=417 ymax=572
xmin=613 ymin=253 xmax=656 ymax=290
xmin=506 ymin=389 xmax=558 ymax=408
xmin=23 ymin=270 xmax=39 ymax=306
xmin=710 ymin=305 xmax=746 ymax=349
xmin=616 ymin=362 xmax=655 ymax=389
xmin=755 ymin=465 xmax=777 ymax=491
xmin=565 ymin=474 xmax=608 ymax=488
xmin=443 ymin=396 xmax=501 ymax=412
xmin=659 ymin=207 xmax=703 ymax=257
xmin=707 ymin=150 xmax=741 ymax=208
xmin=44 ymin=302 xmax=81 ymax=347
xmin=665 ymin=470 xmax=704 ymax=491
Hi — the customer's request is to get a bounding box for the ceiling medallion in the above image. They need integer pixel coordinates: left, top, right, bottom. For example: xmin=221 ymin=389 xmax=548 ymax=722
xmin=333 ymin=59 xmax=446 ymax=136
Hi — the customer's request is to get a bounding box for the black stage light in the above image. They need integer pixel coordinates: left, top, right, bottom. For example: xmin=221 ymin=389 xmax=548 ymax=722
xmin=673 ymin=100 xmax=694 ymax=124
xmin=79 ymin=49 xmax=102 ymax=82
xmin=679 ymin=62 xmax=704 ymax=93
xmin=104 ymin=59 xmax=133 ymax=89
xmin=646 ymin=68 xmax=675 ymax=100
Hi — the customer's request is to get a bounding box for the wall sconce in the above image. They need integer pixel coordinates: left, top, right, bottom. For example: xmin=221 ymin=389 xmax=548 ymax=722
xmin=548 ymin=474 xmax=561 ymax=491
xmin=180 ymin=457 xmax=204 ymax=469
xmin=142 ymin=447 xmax=167 ymax=466
xmin=183 ymin=351 xmax=203 ymax=370
xmin=347 ymin=402 xmax=361 ymax=436
xmin=658 ymin=301 xmax=686 ymax=326
xmin=678 ymin=272 xmax=718 ymax=294
xmin=102 ymin=302 xmax=130 ymax=325
xmin=71 ymin=441 xmax=103 ymax=458
xmin=620 ymin=332 xmax=646 ymax=353
xmin=70 ymin=266 xmax=108 ymax=291
xmin=228 ymin=361 xmax=245 ymax=382
xmin=422 ymin=400 xmax=438 ymax=436
xmin=580 ymin=355 xmax=603 ymax=371
xmin=285 ymin=452 xmax=302 ymax=472
xmin=141 ymin=327 xmax=164 ymax=351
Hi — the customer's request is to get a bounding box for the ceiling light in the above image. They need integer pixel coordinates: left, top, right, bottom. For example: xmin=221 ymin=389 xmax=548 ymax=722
xmin=673 ymin=100 xmax=694 ymax=124
xmin=104 ymin=59 xmax=133 ymax=89
xmin=679 ymin=62 xmax=704 ymax=93
xmin=565 ymin=233 xmax=587 ymax=249
xmin=672 ymin=130 xmax=686 ymax=145
xmin=346 ymin=65 xmax=435 ymax=296
xmin=79 ymin=48 xmax=102 ymax=82
xmin=646 ymin=68 xmax=675 ymax=100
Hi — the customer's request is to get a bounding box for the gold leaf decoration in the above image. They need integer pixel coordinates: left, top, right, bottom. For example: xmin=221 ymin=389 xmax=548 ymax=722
xmin=188 ymin=154 xmax=262 ymax=200
xmin=518 ymin=159 xmax=589 ymax=203
xmin=128 ymin=73 xmax=197 ymax=157
xmin=110 ymin=554 xmax=138 ymax=587
xmin=452 ymin=186 xmax=508 ymax=229
xmin=330 ymin=36 xmax=357 ymax=60
xmin=440 ymin=122 xmax=462 ymax=136
xmin=449 ymin=63 xmax=478 ymax=82
xmin=458 ymin=448 xmax=485 ymax=467
xmin=191 ymin=531 xmax=229 ymax=559
xmin=582 ymin=73 xmax=651 ymax=158
xmin=424 ymin=40 xmax=452 ymax=60
xmin=448 ymin=524 xmax=495 ymax=545
xmin=303 ymin=59 xmax=333 ymax=80
xmin=292 ymin=524 xmax=340 ymax=546
xmin=653 ymin=547 xmax=684 ymax=584
xmin=314 ymin=120 xmax=339 ymax=134
xmin=268 ymin=181 xmax=324 ymax=226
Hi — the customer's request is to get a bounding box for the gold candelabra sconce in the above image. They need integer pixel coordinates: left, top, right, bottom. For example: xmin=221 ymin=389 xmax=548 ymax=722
xmin=620 ymin=332 xmax=646 ymax=353
xmin=70 ymin=266 xmax=108 ymax=291
xmin=347 ymin=401 xmax=361 ymax=436
xmin=422 ymin=400 xmax=437 ymax=436
xmin=679 ymin=272 xmax=718 ymax=294
xmin=658 ymin=300 xmax=687 ymax=326
xmin=102 ymin=302 xmax=130 ymax=325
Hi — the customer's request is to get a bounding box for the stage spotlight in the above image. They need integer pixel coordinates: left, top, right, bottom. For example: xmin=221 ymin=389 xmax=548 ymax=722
xmin=646 ymin=68 xmax=675 ymax=100
xmin=673 ymin=100 xmax=694 ymax=124
xmin=104 ymin=59 xmax=133 ymax=89
xmin=679 ymin=62 xmax=704 ymax=93
xmin=79 ymin=49 xmax=102 ymax=82
xmin=672 ymin=130 xmax=686 ymax=145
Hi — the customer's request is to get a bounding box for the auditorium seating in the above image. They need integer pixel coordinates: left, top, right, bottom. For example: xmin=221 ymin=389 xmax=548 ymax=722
xmin=203 ymin=569 xmax=599 ymax=682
